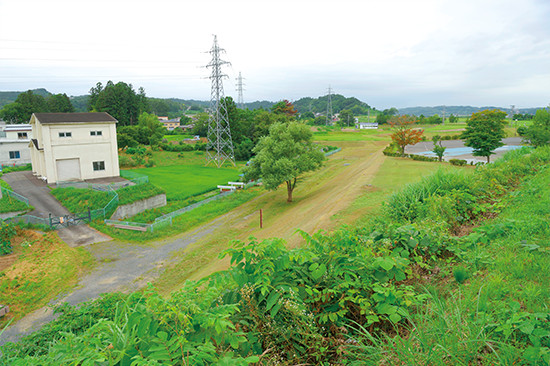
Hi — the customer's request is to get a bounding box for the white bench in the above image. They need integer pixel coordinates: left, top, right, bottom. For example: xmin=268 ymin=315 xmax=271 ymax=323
xmin=227 ymin=182 xmax=245 ymax=189
xmin=217 ymin=185 xmax=237 ymax=192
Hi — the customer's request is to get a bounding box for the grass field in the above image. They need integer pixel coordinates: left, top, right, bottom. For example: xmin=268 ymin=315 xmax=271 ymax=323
xmin=129 ymin=165 xmax=241 ymax=201
xmin=162 ymin=134 xmax=193 ymax=141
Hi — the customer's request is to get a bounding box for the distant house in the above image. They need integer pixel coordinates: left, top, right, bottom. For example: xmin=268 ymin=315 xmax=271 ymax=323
xmin=0 ymin=123 xmax=32 ymax=167
xmin=161 ymin=118 xmax=181 ymax=131
xmin=29 ymin=112 xmax=120 ymax=183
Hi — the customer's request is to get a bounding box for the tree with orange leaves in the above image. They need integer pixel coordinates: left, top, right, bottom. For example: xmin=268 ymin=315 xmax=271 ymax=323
xmin=388 ymin=115 xmax=424 ymax=155
xmin=271 ymin=99 xmax=298 ymax=117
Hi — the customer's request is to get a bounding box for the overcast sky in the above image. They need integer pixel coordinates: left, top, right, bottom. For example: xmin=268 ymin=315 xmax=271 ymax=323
xmin=1 ymin=0 xmax=550 ymax=109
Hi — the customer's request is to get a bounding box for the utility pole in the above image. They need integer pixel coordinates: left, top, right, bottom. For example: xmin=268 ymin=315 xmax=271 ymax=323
xmin=205 ymin=35 xmax=235 ymax=168
xmin=236 ymin=72 xmax=245 ymax=109
xmin=442 ymin=105 xmax=446 ymax=125
xmin=326 ymin=85 xmax=333 ymax=125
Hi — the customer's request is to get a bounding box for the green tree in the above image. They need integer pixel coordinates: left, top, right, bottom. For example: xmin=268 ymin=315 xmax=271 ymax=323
xmin=432 ymin=135 xmax=446 ymax=162
xmin=137 ymin=112 xmax=165 ymax=145
xmin=88 ymin=81 xmax=150 ymax=125
xmin=0 ymin=90 xmax=49 ymax=122
xmin=0 ymin=102 xmax=25 ymax=123
xmin=448 ymin=114 xmax=458 ymax=123
xmin=376 ymin=107 xmax=398 ymax=124
xmin=338 ymin=109 xmax=355 ymax=127
xmin=460 ymin=110 xmax=507 ymax=163
xmin=523 ymin=108 xmax=550 ymax=147
xmin=271 ymin=100 xmax=298 ymax=118
xmin=244 ymin=122 xmax=325 ymax=203
xmin=47 ymin=93 xmax=74 ymax=113
xmin=190 ymin=112 xmax=210 ymax=137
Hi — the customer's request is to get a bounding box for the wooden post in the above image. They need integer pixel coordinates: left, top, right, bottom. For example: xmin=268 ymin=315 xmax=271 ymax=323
xmin=260 ymin=209 xmax=263 ymax=228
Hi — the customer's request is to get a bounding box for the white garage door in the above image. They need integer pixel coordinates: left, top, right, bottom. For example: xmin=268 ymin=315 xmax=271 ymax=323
xmin=56 ymin=158 xmax=81 ymax=182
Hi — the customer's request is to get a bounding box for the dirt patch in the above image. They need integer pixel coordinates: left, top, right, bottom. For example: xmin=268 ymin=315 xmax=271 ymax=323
xmin=0 ymin=230 xmax=43 ymax=272
xmin=0 ymin=253 xmax=18 ymax=272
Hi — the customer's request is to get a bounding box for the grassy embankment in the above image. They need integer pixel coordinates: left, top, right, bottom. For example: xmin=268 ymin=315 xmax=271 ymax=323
xmin=0 ymin=230 xmax=93 ymax=324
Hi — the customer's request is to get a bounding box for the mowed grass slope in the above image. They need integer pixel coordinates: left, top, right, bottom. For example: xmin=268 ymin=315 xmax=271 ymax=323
xmin=129 ymin=165 xmax=241 ymax=200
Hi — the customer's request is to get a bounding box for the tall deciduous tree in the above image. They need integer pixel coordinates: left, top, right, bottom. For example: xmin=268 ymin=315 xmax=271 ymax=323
xmin=244 ymin=122 xmax=325 ymax=203
xmin=523 ymin=108 xmax=550 ymax=147
xmin=47 ymin=93 xmax=74 ymax=113
xmin=338 ymin=109 xmax=355 ymax=127
xmin=461 ymin=110 xmax=507 ymax=163
xmin=271 ymin=100 xmax=298 ymax=118
xmin=0 ymin=90 xmax=49 ymax=123
xmin=388 ymin=115 xmax=423 ymax=155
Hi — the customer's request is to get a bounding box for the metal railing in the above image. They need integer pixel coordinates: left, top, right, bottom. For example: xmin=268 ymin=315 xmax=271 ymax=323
xmin=0 ymin=186 xmax=30 ymax=207
xmin=5 ymin=214 xmax=49 ymax=226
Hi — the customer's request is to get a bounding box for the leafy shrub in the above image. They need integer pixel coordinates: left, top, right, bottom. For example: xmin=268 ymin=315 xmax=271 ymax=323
xmin=126 ymin=146 xmax=146 ymax=155
xmin=449 ymin=158 xmax=467 ymax=166
xmin=0 ymin=222 xmax=16 ymax=255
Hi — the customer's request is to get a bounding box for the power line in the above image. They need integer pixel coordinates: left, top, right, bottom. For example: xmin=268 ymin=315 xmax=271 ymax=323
xmin=205 ymin=35 xmax=235 ymax=168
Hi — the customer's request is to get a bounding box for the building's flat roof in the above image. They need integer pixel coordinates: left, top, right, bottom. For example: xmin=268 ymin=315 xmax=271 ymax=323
xmin=33 ymin=112 xmax=117 ymax=124
xmin=4 ymin=124 xmax=32 ymax=131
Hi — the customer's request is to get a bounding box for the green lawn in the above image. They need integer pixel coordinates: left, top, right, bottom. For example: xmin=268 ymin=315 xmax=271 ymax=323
xmin=128 ymin=165 xmax=241 ymax=200
xmin=313 ymin=129 xmax=389 ymax=142
xmin=162 ymin=134 xmax=193 ymax=141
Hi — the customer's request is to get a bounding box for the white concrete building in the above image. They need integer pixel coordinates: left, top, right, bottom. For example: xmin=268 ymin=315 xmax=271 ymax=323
xmin=356 ymin=122 xmax=379 ymax=129
xmin=0 ymin=123 xmax=32 ymax=168
xmin=29 ymin=112 xmax=120 ymax=183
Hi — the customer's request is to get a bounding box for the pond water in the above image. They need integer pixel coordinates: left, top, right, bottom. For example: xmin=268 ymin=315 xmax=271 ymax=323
xmin=415 ymin=145 xmax=525 ymax=157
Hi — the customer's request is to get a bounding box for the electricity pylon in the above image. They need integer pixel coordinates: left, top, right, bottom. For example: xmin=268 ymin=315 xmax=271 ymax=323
xmin=205 ymin=35 xmax=235 ymax=168
xmin=326 ymin=86 xmax=333 ymax=125
xmin=236 ymin=72 xmax=245 ymax=109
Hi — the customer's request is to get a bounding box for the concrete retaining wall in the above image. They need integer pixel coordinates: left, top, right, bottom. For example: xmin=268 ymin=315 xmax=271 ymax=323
xmin=110 ymin=194 xmax=166 ymax=220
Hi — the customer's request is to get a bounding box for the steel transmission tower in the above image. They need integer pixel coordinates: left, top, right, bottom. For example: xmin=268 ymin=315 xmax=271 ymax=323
xmin=236 ymin=72 xmax=245 ymax=109
xmin=205 ymin=35 xmax=235 ymax=168
xmin=326 ymin=86 xmax=333 ymax=125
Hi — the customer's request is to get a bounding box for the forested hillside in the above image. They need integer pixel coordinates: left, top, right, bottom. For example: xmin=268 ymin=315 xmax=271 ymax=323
xmin=293 ymin=94 xmax=371 ymax=115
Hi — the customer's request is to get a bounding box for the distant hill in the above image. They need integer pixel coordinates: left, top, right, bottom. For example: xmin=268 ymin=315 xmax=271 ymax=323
xmin=0 ymin=88 xmax=51 ymax=109
xmin=398 ymin=105 xmax=543 ymax=117
xmin=292 ymin=94 xmax=371 ymax=115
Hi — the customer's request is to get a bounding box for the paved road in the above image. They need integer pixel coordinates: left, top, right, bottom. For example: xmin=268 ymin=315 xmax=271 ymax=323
xmin=2 ymin=171 xmax=111 ymax=246
xmin=0 ymin=212 xmax=233 ymax=346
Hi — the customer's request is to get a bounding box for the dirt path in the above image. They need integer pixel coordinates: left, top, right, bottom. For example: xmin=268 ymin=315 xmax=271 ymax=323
xmin=1 ymin=141 xmax=386 ymax=346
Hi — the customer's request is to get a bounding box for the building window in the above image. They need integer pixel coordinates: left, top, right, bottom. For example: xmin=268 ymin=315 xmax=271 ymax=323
xmin=17 ymin=132 xmax=28 ymax=139
xmin=9 ymin=151 xmax=20 ymax=159
xmin=59 ymin=132 xmax=72 ymax=137
xmin=93 ymin=161 xmax=105 ymax=171
xmin=90 ymin=130 xmax=103 ymax=136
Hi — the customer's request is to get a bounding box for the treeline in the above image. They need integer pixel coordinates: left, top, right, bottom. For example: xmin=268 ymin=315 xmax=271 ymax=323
xmin=0 ymin=90 xmax=74 ymax=123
